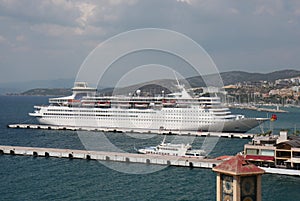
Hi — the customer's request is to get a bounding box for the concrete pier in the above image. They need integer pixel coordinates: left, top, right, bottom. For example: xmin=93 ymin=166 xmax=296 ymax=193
xmin=7 ymin=124 xmax=254 ymax=139
xmin=2 ymin=145 xmax=300 ymax=175
xmin=0 ymin=145 xmax=221 ymax=169
xmin=228 ymin=104 xmax=288 ymax=113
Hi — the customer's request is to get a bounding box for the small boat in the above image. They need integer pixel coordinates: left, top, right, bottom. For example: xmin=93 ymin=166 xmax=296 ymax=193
xmin=81 ymin=101 xmax=95 ymax=106
xmin=96 ymin=101 xmax=111 ymax=107
xmin=137 ymin=136 xmax=206 ymax=158
xmin=134 ymin=103 xmax=149 ymax=108
xmin=162 ymin=99 xmax=177 ymax=107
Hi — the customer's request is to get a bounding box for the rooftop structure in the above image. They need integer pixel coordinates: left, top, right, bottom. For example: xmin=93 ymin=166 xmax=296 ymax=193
xmin=213 ymin=155 xmax=264 ymax=176
xmin=244 ymin=131 xmax=300 ymax=169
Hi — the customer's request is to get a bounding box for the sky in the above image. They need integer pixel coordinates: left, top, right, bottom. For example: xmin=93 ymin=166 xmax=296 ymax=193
xmin=0 ymin=0 xmax=300 ymax=84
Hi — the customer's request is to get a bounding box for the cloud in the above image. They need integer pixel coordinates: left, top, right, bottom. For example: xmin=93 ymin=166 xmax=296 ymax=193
xmin=0 ymin=0 xmax=136 ymax=38
xmin=30 ymin=23 xmax=76 ymax=37
xmin=0 ymin=0 xmax=80 ymax=26
xmin=176 ymin=0 xmax=193 ymax=5
xmin=15 ymin=35 xmax=24 ymax=41
xmin=29 ymin=23 xmax=106 ymax=39
xmin=0 ymin=0 xmax=300 ymax=84
xmin=76 ymin=3 xmax=97 ymax=27
xmin=0 ymin=35 xmax=7 ymax=44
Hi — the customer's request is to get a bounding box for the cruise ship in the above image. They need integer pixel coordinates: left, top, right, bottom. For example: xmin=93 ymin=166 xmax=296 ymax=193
xmin=137 ymin=136 xmax=206 ymax=158
xmin=29 ymin=82 xmax=267 ymax=133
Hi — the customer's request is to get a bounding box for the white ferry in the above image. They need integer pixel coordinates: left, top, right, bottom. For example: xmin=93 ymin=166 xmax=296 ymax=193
xmin=29 ymin=82 xmax=267 ymax=133
xmin=137 ymin=137 xmax=207 ymax=158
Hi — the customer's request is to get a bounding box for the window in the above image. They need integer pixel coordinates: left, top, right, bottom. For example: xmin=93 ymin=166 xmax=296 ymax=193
xmin=246 ymin=149 xmax=258 ymax=155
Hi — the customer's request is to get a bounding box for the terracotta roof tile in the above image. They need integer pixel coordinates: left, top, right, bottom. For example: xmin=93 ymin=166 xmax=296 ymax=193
xmin=213 ymin=155 xmax=265 ymax=176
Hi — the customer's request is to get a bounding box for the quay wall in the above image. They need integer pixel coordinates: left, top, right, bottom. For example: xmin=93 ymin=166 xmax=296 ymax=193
xmin=0 ymin=145 xmax=221 ymax=169
xmin=7 ymin=124 xmax=254 ymax=139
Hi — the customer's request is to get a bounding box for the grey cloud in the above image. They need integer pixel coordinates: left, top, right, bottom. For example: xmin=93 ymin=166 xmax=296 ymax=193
xmin=0 ymin=0 xmax=300 ymax=84
xmin=0 ymin=0 xmax=81 ymax=27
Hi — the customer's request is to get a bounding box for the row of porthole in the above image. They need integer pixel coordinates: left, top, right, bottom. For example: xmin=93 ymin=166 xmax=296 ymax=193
xmin=41 ymin=116 xmax=211 ymax=124
xmin=47 ymin=109 xmax=156 ymax=114
xmin=44 ymin=112 xmax=212 ymax=118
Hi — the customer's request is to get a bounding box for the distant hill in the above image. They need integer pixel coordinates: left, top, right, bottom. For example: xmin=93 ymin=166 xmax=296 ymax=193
xmin=187 ymin=69 xmax=300 ymax=87
xmin=0 ymin=78 xmax=74 ymax=94
xmin=221 ymin=69 xmax=300 ymax=84
xmin=99 ymin=69 xmax=300 ymax=95
xmin=20 ymin=88 xmax=72 ymax=96
xmin=3 ymin=69 xmax=300 ymax=96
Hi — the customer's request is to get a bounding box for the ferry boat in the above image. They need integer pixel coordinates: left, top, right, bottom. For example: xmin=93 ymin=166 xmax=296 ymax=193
xmin=29 ymin=82 xmax=267 ymax=133
xmin=137 ymin=136 xmax=207 ymax=158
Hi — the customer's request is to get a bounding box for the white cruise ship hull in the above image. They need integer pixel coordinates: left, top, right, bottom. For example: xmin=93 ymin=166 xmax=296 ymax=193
xmin=31 ymin=106 xmax=264 ymax=133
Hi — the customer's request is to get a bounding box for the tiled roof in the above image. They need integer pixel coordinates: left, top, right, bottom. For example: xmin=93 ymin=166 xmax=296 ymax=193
xmin=213 ymin=155 xmax=265 ymax=176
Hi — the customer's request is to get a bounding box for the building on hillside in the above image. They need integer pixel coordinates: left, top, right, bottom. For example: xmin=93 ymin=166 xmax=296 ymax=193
xmin=269 ymin=88 xmax=293 ymax=97
xmin=291 ymin=86 xmax=300 ymax=93
xmin=291 ymin=77 xmax=300 ymax=84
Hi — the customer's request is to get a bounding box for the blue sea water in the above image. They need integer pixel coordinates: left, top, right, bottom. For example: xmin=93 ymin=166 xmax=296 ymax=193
xmin=0 ymin=96 xmax=300 ymax=201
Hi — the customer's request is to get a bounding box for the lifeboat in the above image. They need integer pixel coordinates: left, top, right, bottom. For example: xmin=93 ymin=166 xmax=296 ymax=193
xmin=134 ymin=103 xmax=149 ymax=108
xmin=81 ymin=101 xmax=95 ymax=106
xmin=162 ymin=99 xmax=176 ymax=107
xmin=67 ymin=99 xmax=81 ymax=106
xmin=68 ymin=99 xmax=81 ymax=103
xmin=96 ymin=101 xmax=111 ymax=107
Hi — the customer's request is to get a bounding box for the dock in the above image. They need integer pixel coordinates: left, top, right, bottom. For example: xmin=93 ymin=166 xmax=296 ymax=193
xmin=260 ymin=167 xmax=300 ymax=176
xmin=0 ymin=145 xmax=221 ymax=169
xmin=2 ymin=145 xmax=300 ymax=176
xmin=228 ymin=105 xmax=288 ymax=113
xmin=7 ymin=124 xmax=255 ymax=139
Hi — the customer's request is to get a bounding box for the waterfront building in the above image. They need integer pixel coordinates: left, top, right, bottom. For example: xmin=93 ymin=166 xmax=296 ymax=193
xmin=244 ymin=131 xmax=300 ymax=169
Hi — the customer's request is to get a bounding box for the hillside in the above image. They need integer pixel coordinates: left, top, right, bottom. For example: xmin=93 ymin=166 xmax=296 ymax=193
xmin=221 ymin=69 xmax=300 ymax=84
xmin=0 ymin=78 xmax=74 ymax=94
xmin=88 ymin=69 xmax=300 ymax=95
xmin=12 ymin=69 xmax=300 ymax=96
xmin=21 ymin=88 xmax=72 ymax=96
xmin=187 ymin=69 xmax=300 ymax=87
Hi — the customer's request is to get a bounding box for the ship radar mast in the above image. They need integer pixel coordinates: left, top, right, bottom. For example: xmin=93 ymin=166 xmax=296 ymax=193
xmin=172 ymin=71 xmax=191 ymax=98
xmin=173 ymin=71 xmax=185 ymax=90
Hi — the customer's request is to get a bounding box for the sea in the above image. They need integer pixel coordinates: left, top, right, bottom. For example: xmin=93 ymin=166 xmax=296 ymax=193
xmin=0 ymin=95 xmax=300 ymax=201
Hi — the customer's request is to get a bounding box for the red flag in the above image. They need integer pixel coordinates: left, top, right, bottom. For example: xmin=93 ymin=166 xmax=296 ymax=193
xmin=270 ymin=114 xmax=277 ymax=121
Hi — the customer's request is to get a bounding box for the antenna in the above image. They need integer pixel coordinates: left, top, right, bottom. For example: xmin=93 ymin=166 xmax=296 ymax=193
xmin=173 ymin=71 xmax=181 ymax=87
xmin=161 ymin=135 xmax=166 ymax=145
